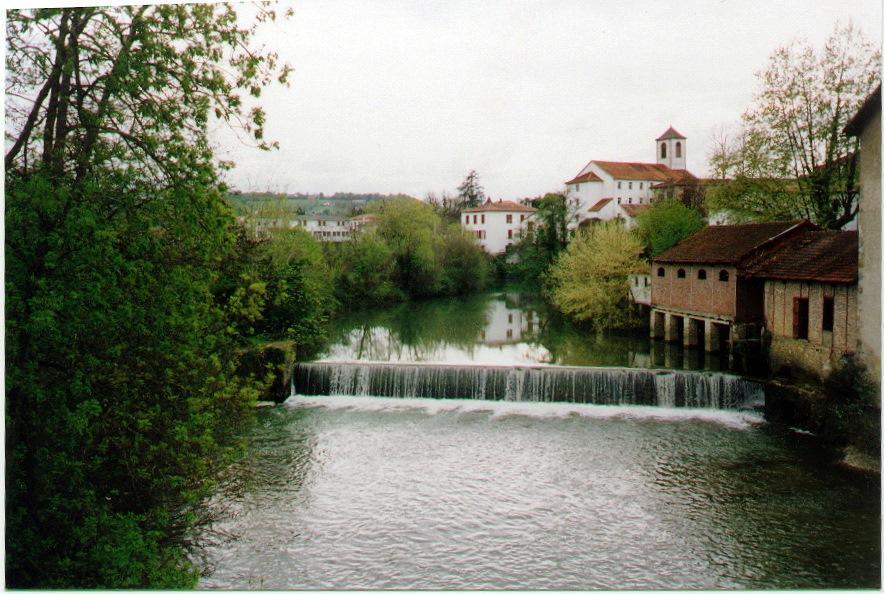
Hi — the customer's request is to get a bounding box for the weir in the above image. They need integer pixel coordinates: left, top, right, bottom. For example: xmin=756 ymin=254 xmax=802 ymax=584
xmin=292 ymin=362 xmax=764 ymax=410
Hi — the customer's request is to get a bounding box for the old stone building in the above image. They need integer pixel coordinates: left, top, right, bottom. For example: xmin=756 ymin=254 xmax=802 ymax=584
xmin=650 ymin=220 xmax=814 ymax=352
xmin=744 ymin=231 xmax=858 ymax=378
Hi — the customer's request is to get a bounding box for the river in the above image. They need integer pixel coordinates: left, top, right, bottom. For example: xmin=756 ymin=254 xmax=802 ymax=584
xmin=195 ymin=289 xmax=880 ymax=589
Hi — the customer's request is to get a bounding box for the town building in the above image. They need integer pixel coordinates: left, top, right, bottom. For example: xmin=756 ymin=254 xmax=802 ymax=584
xmin=461 ymin=199 xmax=537 ymax=255
xmin=249 ymin=214 xmax=376 ymax=242
xmin=743 ymin=230 xmax=858 ymax=378
xmin=564 ymin=127 xmax=698 ymax=228
xmin=844 ymin=84 xmax=881 ymax=385
xmin=649 ymin=220 xmax=814 ymax=352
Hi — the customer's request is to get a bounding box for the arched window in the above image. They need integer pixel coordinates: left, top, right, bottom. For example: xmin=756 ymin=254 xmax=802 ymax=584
xmin=657 ymin=267 xmax=665 ymax=277
xmin=660 ymin=143 xmax=667 ymax=159
xmin=719 ymin=270 xmax=729 ymax=282
xmin=698 ymin=269 xmax=707 ymax=280
xmin=677 ymin=268 xmax=686 ymax=278
xmin=675 ymin=142 xmax=682 ymax=158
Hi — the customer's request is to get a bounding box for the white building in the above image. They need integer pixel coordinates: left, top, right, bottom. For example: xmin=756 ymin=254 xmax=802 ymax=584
xmin=461 ymin=199 xmax=537 ymax=255
xmin=564 ymin=127 xmax=698 ymax=229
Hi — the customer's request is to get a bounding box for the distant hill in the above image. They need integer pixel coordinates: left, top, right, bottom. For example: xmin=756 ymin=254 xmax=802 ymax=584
xmin=226 ymin=191 xmax=417 ymax=217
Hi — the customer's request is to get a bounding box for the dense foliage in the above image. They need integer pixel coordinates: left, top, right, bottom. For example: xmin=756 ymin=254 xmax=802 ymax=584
xmin=707 ymin=23 xmax=881 ymax=229
xmin=5 ymin=4 xmax=292 ymax=588
xmin=507 ymin=192 xmax=573 ymax=282
xmin=634 ymin=199 xmax=706 ymax=256
xmin=327 ymin=197 xmax=492 ymax=308
xmin=547 ymin=221 xmax=646 ymax=330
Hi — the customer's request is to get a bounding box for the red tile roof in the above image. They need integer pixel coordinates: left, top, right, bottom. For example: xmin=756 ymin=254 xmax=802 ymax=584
xmin=656 ymin=126 xmax=687 ymax=140
xmin=587 ymin=198 xmax=613 ymax=212
xmin=564 ymin=171 xmax=603 ymax=185
xmin=654 ymin=220 xmax=815 ymax=265
xmin=462 ymin=199 xmax=537 ymax=213
xmin=650 ymin=170 xmax=700 ymax=188
xmin=743 ymin=230 xmax=858 ymax=284
xmin=592 ymin=161 xmax=681 ymax=182
xmin=619 ymin=204 xmax=651 ymax=218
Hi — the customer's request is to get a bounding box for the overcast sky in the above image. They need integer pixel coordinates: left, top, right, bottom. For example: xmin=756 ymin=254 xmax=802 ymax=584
xmin=214 ymin=0 xmax=881 ymax=199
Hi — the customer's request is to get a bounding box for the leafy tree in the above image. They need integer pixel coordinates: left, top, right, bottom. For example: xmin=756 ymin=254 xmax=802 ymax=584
xmin=257 ymin=228 xmax=336 ymax=356
xmin=548 ymin=221 xmax=646 ymax=330
xmin=509 ymin=192 xmax=574 ymax=281
xmin=634 ymin=199 xmax=705 ymax=256
xmin=335 ymin=231 xmax=401 ymax=306
xmin=438 ymin=224 xmax=492 ymax=295
xmin=707 ymin=23 xmax=880 ymax=229
xmin=370 ymin=197 xmax=443 ymax=297
xmin=5 ymin=4 xmax=290 ymax=587
xmin=457 ymin=170 xmax=486 ymax=209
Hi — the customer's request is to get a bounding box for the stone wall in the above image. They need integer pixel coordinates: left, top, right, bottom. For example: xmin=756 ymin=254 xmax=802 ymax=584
xmin=858 ymin=108 xmax=881 ymax=383
xmin=764 ymin=280 xmax=858 ymax=378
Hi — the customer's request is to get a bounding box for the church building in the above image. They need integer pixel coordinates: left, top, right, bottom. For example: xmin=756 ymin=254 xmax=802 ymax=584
xmin=564 ymin=127 xmax=698 ymax=229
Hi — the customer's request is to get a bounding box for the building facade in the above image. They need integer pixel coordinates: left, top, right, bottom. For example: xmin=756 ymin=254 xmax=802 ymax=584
xmin=564 ymin=127 xmax=698 ymax=228
xmin=649 ymin=220 xmax=813 ymax=352
xmin=461 ymin=199 xmax=537 ymax=255
xmin=845 ymin=84 xmax=881 ymax=385
xmin=744 ymin=230 xmax=859 ymax=378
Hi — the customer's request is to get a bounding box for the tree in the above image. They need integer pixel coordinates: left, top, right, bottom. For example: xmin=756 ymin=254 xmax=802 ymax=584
xmin=634 ymin=199 xmax=705 ymax=256
xmin=457 ymin=170 xmax=486 ymax=209
xmin=707 ymin=23 xmax=880 ymax=229
xmin=370 ymin=197 xmax=443 ymax=297
xmin=335 ymin=231 xmax=401 ymax=306
xmin=6 ymin=5 xmax=290 ymax=587
xmin=509 ymin=192 xmax=575 ymax=281
xmin=548 ymin=221 xmax=646 ymax=330
xmin=437 ymin=224 xmax=492 ymax=295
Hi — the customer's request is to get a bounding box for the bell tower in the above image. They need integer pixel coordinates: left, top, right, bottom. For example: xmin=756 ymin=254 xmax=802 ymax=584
xmin=656 ymin=126 xmax=687 ymax=170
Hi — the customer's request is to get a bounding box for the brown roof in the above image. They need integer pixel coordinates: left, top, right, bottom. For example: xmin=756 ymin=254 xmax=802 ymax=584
xmin=743 ymin=230 xmax=858 ymax=284
xmin=650 ymin=170 xmax=700 ymax=188
xmin=593 ymin=161 xmax=681 ymax=182
xmin=564 ymin=171 xmax=603 ymax=185
xmin=587 ymin=198 xmax=613 ymax=212
xmin=656 ymin=126 xmax=687 ymax=141
xmin=844 ymin=84 xmax=881 ymax=136
xmin=619 ymin=204 xmax=651 ymax=218
xmin=654 ymin=220 xmax=815 ymax=265
xmin=462 ymin=199 xmax=537 ymax=213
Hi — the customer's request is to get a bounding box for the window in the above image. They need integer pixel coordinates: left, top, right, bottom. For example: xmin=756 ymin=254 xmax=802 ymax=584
xmin=657 ymin=267 xmax=665 ymax=277
xmin=644 ymin=277 xmax=649 ymax=287
xmin=508 ymin=313 xmax=513 ymax=323
xmin=822 ymin=297 xmax=834 ymax=332
xmin=698 ymin=269 xmax=707 ymax=280
xmin=661 ymin=143 xmax=667 ymax=159
xmin=675 ymin=142 xmax=682 ymax=158
xmin=617 ymin=181 xmax=622 ymax=189
xmin=464 ymin=215 xmax=469 ymax=224
xmin=575 ymin=184 xmax=580 ymax=192
xmin=617 ymin=197 xmax=621 ymax=204
xmin=793 ymin=297 xmax=809 ymax=340
xmin=506 ymin=329 xmax=513 ymax=338
xmin=719 ymin=270 xmax=729 ymax=282
xmin=506 ymin=214 xmax=513 ymax=223
xmin=520 ymin=214 xmax=525 ymax=222
xmin=481 ymin=214 xmax=485 ymax=224
xmin=677 ymin=269 xmax=686 ymax=278
xmin=508 ymin=229 xmax=513 ymax=239
xmin=628 ymin=182 xmax=633 ymax=190
xmin=628 ymin=197 xmax=633 ymax=204
xmin=640 ymin=182 xmax=643 ymax=189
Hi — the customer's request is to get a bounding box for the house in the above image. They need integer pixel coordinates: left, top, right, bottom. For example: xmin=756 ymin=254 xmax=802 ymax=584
xmin=461 ymin=199 xmax=537 ymax=255
xmin=293 ymin=216 xmax=352 ymax=242
xmin=564 ymin=127 xmax=698 ymax=228
xmin=649 ymin=220 xmax=814 ymax=351
xmin=844 ymin=84 xmax=881 ymax=384
xmin=348 ymin=213 xmax=378 ymax=233
xmin=742 ymin=230 xmax=858 ymax=378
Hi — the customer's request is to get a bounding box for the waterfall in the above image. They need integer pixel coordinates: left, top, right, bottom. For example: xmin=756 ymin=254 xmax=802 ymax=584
xmin=293 ymin=362 xmax=764 ymax=410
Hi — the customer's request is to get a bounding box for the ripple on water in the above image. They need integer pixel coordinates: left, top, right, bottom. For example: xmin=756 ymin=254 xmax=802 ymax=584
xmin=196 ymin=399 xmax=880 ymax=590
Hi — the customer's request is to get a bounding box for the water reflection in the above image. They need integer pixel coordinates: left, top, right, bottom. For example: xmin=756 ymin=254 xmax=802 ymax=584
xmin=320 ymin=290 xmax=737 ymax=371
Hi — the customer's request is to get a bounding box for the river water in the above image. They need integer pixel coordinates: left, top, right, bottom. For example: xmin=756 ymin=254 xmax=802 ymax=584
xmin=195 ymin=290 xmax=880 ymax=589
